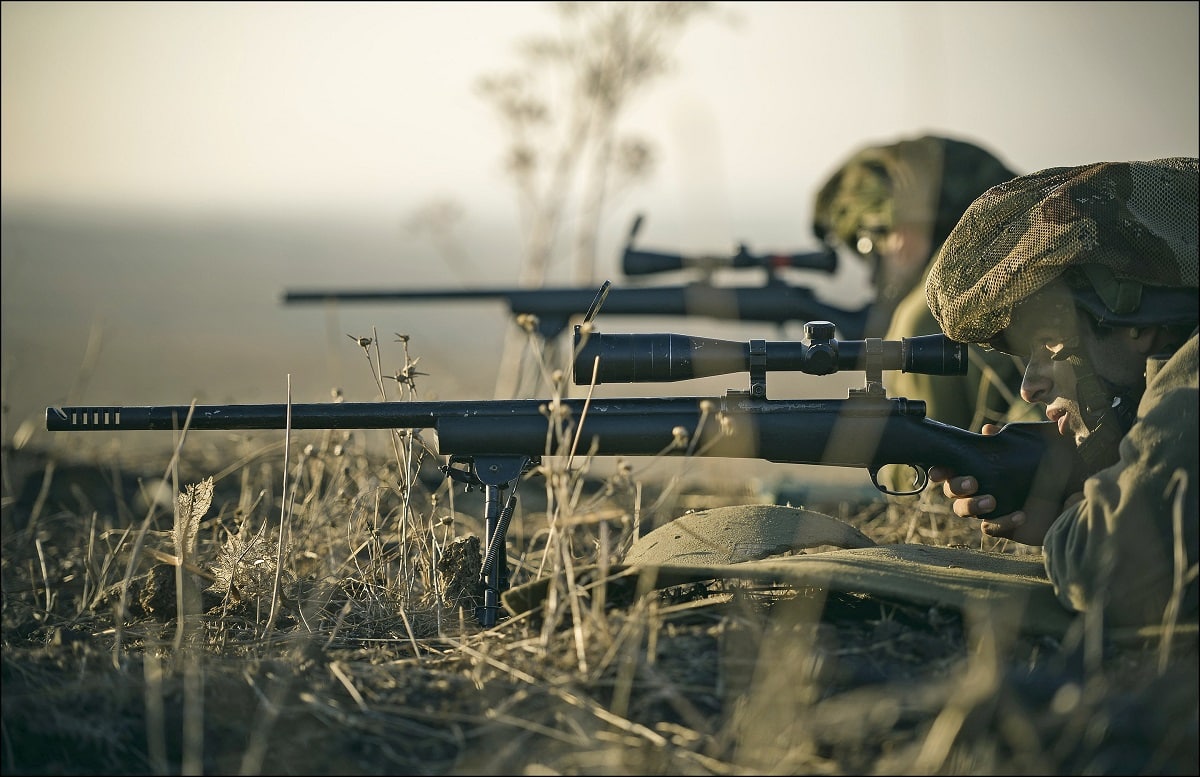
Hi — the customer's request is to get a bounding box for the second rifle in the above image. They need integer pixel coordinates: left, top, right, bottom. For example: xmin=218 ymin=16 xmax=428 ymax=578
xmin=283 ymin=214 xmax=870 ymax=340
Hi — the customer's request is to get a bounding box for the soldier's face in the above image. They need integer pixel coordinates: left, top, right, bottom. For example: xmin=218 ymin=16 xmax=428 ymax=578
xmin=858 ymin=223 xmax=931 ymax=305
xmin=1000 ymin=300 xmax=1152 ymax=447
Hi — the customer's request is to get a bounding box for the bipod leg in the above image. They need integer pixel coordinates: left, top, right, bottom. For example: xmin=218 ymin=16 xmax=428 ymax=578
xmin=450 ymin=455 xmax=530 ymax=627
xmin=483 ymin=489 xmax=518 ymax=601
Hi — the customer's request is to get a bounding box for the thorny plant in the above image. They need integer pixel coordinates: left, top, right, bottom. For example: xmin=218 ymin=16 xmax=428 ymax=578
xmin=2 ymin=326 xmax=1196 ymax=776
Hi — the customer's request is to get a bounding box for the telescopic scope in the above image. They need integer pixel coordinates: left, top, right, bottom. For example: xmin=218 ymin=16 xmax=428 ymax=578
xmin=572 ymin=321 xmax=968 ymax=385
xmin=620 ymin=213 xmax=838 ymax=277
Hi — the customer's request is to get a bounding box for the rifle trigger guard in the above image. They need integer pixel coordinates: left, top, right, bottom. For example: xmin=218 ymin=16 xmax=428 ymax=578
xmin=868 ymin=464 xmax=927 ymax=497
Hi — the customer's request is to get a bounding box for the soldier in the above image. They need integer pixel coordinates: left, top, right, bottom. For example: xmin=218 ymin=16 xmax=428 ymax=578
xmin=926 ymin=157 xmax=1198 ymax=628
xmin=813 ymin=134 xmax=1037 ymax=435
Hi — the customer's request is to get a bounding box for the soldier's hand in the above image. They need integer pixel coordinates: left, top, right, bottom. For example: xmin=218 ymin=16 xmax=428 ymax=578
xmin=928 ymin=423 xmax=1075 ymax=546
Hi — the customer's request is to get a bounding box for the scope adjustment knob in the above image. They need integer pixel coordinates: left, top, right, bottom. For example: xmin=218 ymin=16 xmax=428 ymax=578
xmin=805 ymin=321 xmax=836 ymax=342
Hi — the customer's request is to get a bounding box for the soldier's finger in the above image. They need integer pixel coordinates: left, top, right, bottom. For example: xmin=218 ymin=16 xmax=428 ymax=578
xmin=980 ymin=519 xmax=1012 ymax=538
xmin=980 ymin=511 xmax=1026 ymax=538
xmin=942 ymin=476 xmax=977 ymax=498
xmin=950 ymin=494 xmax=995 ymax=518
xmin=928 ymin=465 xmax=955 ymax=484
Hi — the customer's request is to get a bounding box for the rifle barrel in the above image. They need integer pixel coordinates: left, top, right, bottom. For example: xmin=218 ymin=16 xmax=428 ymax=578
xmin=45 ymin=400 xmax=528 ymax=432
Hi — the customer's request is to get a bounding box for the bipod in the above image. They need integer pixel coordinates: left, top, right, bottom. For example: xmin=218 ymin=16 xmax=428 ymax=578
xmin=443 ymin=455 xmax=533 ymax=627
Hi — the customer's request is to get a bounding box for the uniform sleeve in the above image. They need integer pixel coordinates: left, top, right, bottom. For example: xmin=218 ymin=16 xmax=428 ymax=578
xmin=1042 ymin=333 xmax=1200 ymax=628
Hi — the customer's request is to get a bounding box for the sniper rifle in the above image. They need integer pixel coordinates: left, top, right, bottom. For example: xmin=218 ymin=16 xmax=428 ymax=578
xmin=47 ymin=320 xmax=1066 ymax=627
xmin=283 ymin=214 xmax=870 ymax=340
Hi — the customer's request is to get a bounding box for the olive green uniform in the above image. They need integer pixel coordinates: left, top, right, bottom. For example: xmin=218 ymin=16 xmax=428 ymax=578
xmin=1043 ymin=331 xmax=1199 ymax=627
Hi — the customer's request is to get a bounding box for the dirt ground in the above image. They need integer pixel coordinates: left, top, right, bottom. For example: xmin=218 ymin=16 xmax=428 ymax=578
xmin=2 ymin=440 xmax=1197 ymax=776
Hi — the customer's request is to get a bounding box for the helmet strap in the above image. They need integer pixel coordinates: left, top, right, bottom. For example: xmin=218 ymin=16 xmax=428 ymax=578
xmin=1068 ymin=355 xmax=1137 ymax=471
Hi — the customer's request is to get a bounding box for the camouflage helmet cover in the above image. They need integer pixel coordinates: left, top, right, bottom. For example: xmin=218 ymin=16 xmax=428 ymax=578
xmin=812 ymin=134 xmax=1019 ymax=255
xmin=927 ymin=157 xmax=1199 ymax=344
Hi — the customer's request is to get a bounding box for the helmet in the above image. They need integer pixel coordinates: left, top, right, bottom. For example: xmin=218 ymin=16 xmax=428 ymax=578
xmin=928 ymin=157 xmax=1199 ymax=346
xmin=812 ymin=134 xmax=1018 ymax=274
xmin=927 ymin=157 xmax=1199 ymax=470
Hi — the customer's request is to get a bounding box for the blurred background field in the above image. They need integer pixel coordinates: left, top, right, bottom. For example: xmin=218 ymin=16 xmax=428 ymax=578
xmin=3 ymin=2 xmax=1197 ymax=464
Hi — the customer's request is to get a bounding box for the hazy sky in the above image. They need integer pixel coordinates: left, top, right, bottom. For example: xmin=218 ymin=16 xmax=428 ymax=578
xmin=4 ymin=1 xmax=1197 ymax=249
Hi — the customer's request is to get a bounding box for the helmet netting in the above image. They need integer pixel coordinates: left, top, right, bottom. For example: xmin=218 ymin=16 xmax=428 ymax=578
xmin=928 ymin=157 xmax=1199 ymax=344
xmin=812 ymin=134 xmax=1017 ymax=254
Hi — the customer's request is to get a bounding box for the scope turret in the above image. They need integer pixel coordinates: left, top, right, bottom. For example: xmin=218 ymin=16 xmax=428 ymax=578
xmin=572 ymin=322 xmax=968 ymax=385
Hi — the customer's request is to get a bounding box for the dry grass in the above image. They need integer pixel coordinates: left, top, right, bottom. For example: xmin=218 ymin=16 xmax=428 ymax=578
xmin=2 ymin=329 xmax=1196 ymax=776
